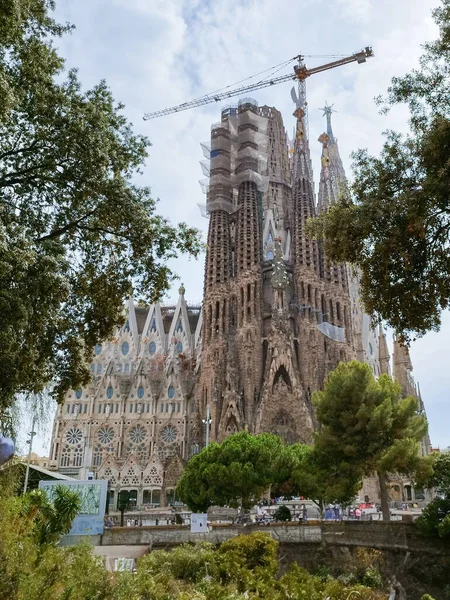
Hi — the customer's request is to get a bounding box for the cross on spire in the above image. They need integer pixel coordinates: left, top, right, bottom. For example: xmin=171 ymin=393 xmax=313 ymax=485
xmin=319 ymin=102 xmax=336 ymax=141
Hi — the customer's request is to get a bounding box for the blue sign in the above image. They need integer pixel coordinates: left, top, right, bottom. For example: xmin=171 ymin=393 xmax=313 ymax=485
xmin=39 ymin=479 xmax=108 ymax=535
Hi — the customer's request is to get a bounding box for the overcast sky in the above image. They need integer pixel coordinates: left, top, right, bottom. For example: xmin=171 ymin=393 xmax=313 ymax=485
xmin=21 ymin=0 xmax=449 ymax=455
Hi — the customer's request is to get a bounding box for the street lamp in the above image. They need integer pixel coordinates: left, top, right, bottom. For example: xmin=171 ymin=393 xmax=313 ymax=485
xmin=202 ymin=405 xmax=212 ymax=448
xmin=23 ymin=415 xmax=37 ymax=494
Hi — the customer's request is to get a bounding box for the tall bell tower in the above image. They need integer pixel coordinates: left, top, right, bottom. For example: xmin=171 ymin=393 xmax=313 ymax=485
xmin=197 ymin=92 xmax=359 ymax=445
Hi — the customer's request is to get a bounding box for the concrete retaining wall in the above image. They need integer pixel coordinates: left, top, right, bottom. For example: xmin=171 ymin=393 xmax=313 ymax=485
xmin=100 ymin=521 xmax=449 ymax=555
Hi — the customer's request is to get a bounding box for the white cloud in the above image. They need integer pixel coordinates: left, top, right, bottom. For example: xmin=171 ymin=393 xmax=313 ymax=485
xmin=334 ymin=0 xmax=373 ymax=23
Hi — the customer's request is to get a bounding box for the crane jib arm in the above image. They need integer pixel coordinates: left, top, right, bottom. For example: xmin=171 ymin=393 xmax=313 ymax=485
xmin=143 ymin=47 xmax=373 ymax=120
xmin=295 ymin=47 xmax=373 ymax=80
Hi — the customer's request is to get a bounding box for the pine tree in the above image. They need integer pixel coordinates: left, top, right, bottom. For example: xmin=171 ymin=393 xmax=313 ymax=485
xmin=314 ymin=361 xmax=428 ymax=520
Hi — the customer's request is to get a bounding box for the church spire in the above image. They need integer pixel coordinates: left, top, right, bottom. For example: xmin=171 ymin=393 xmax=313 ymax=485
xmin=292 ymin=106 xmax=314 ymax=185
xmin=317 ymin=104 xmax=347 ymax=213
xmin=393 ymin=335 xmax=415 ymax=397
xmin=378 ymin=324 xmax=391 ymax=375
xmin=291 ymin=88 xmax=321 ymax=275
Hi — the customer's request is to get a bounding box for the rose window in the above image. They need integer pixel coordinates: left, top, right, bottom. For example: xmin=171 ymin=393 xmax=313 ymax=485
xmin=129 ymin=424 xmax=146 ymax=444
xmin=65 ymin=427 xmax=82 ymax=445
xmin=161 ymin=425 xmax=178 ymax=444
xmin=97 ymin=426 xmax=115 ymax=445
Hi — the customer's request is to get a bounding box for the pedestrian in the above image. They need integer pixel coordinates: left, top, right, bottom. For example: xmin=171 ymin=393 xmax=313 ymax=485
xmin=302 ymin=504 xmax=307 ymax=522
xmin=355 ymin=507 xmax=361 ymax=520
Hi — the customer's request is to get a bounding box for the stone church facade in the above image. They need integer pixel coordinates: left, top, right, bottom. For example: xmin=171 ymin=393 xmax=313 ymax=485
xmin=49 ymin=97 xmax=429 ymax=509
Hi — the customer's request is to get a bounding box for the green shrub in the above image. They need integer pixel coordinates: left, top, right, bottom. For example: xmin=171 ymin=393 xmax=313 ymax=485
xmin=218 ymin=531 xmax=278 ymax=573
xmin=314 ymin=564 xmax=332 ymax=582
xmin=137 ymin=542 xmax=217 ymax=583
xmin=337 ymin=572 xmax=358 ymax=586
xmin=279 ymin=563 xmax=386 ymax=600
xmin=417 ymin=497 xmax=450 ymax=538
xmin=362 ymin=567 xmax=383 ymax=589
xmin=273 ymin=504 xmax=291 ymax=521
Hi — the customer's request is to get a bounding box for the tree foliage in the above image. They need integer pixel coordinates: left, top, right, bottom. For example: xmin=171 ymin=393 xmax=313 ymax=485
xmin=178 ymin=433 xmax=361 ymax=515
xmin=417 ymin=453 xmax=450 ymax=538
xmin=273 ymin=504 xmax=292 ymax=521
xmin=313 ymin=361 xmax=429 ymax=520
xmin=425 ymin=452 xmax=450 ymax=497
xmin=176 ymin=432 xmax=283 ymax=511
xmin=274 ymin=443 xmax=361 ymax=513
xmin=308 ymin=0 xmax=450 ymax=340
xmin=0 ymin=482 xmax=96 ymax=600
xmin=25 ymin=485 xmax=81 ymax=545
xmin=0 ymin=0 xmax=202 ymax=412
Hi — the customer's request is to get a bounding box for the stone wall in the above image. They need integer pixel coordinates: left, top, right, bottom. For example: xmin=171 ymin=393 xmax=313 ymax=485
xmin=100 ymin=521 xmax=449 ymax=555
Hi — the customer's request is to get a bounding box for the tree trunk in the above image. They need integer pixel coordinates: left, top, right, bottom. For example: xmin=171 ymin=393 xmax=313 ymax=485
xmin=377 ymin=471 xmax=390 ymax=521
xmin=313 ymin=500 xmax=324 ymax=520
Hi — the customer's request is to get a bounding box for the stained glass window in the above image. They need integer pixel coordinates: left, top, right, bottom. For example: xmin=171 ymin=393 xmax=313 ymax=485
xmin=168 ymin=386 xmax=175 ymax=399
xmin=106 ymin=386 xmax=113 ymax=399
xmin=98 ymin=426 xmax=115 ymax=445
xmin=149 ymin=341 xmax=156 ymax=354
xmin=95 ymin=344 xmax=102 ymax=355
xmin=75 ymin=389 xmax=82 ymax=399
xmin=129 ymin=425 xmax=146 ymax=444
xmin=66 ymin=427 xmax=82 ymax=445
xmin=161 ymin=425 xmax=178 ymax=444
xmin=121 ymin=341 xmax=129 ymax=356
xmin=176 ymin=342 xmax=183 ymax=353
xmin=73 ymin=444 xmax=83 ymax=467
xmin=137 ymin=386 xmax=144 ymax=399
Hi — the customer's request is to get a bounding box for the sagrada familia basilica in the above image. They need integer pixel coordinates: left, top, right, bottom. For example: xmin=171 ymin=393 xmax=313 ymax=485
xmin=49 ymin=95 xmax=430 ymax=508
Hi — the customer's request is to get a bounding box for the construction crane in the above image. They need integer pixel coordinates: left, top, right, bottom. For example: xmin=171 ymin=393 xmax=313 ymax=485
xmin=143 ymin=47 xmax=373 ymax=121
